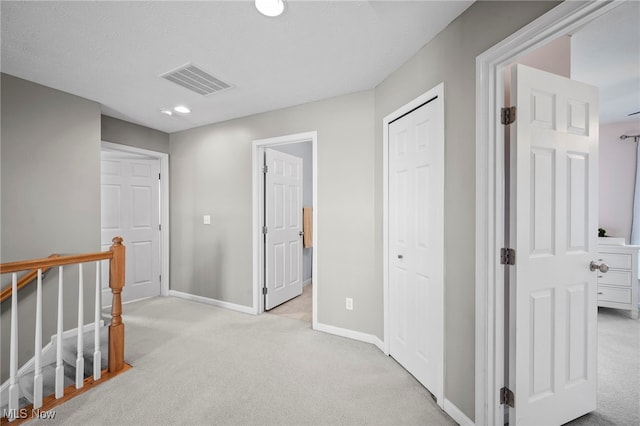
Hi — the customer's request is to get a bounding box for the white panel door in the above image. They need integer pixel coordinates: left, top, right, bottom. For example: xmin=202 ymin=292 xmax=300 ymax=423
xmin=389 ymin=95 xmax=444 ymax=402
xmin=510 ymin=64 xmax=599 ymax=425
xmin=101 ymin=157 xmax=161 ymax=305
xmin=264 ymin=148 xmax=303 ymax=310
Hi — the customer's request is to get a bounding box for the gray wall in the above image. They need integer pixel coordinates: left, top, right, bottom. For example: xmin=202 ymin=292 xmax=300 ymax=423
xmin=373 ymin=1 xmax=560 ymax=419
xmin=272 ymin=142 xmax=313 ymax=284
xmin=102 ymin=115 xmax=170 ymax=153
xmin=0 ymin=74 xmax=102 ymax=382
xmin=170 ymin=90 xmax=377 ymax=332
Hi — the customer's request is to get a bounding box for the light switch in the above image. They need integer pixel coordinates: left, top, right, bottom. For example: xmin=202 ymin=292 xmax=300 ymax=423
xmin=203 ymin=215 xmax=211 ymax=225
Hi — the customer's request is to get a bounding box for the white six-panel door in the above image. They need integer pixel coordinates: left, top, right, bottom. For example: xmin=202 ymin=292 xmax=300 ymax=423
xmin=264 ymin=148 xmax=303 ymax=310
xmin=510 ymin=64 xmax=599 ymax=425
xmin=388 ymin=93 xmax=444 ymax=402
xmin=101 ymin=156 xmax=161 ymax=305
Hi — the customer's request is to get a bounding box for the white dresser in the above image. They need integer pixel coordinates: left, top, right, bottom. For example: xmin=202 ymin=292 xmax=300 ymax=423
xmin=597 ymin=244 xmax=639 ymax=319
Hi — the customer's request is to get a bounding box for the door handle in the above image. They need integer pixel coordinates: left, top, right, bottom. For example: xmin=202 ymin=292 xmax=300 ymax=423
xmin=590 ymin=261 xmax=609 ymax=273
xmin=397 ymin=254 xmax=403 ymax=259
xmin=299 ymin=231 xmax=304 ymax=237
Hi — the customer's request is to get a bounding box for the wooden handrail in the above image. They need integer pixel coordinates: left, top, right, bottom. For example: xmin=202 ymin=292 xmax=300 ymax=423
xmin=1 ymin=251 xmax=113 ymax=274
xmin=0 ymin=254 xmax=60 ymax=303
xmin=1 ymin=236 xmax=126 ymax=374
xmin=0 ymin=237 xmax=127 ymax=422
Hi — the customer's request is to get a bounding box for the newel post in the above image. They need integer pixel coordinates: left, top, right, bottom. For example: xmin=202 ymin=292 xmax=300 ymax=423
xmin=108 ymin=236 xmax=125 ymax=373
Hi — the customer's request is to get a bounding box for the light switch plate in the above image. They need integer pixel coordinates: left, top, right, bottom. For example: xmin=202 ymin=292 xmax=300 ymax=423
xmin=203 ymin=215 xmax=211 ymax=225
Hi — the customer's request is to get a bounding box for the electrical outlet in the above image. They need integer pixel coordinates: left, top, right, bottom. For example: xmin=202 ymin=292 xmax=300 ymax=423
xmin=203 ymin=215 xmax=211 ymax=225
xmin=346 ymin=298 xmax=353 ymax=311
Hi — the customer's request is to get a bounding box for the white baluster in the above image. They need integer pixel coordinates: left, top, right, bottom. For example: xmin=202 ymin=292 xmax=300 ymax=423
xmin=93 ymin=261 xmax=101 ymax=380
xmin=8 ymin=273 xmax=19 ymax=421
xmin=33 ymin=269 xmax=43 ymax=409
xmin=55 ymin=266 xmax=64 ymax=398
xmin=76 ymin=263 xmax=84 ymax=389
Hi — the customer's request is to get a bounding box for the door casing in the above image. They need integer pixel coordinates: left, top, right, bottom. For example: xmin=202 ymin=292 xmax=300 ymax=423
xmin=382 ymin=83 xmax=445 ymax=406
xmin=475 ymin=1 xmax=624 ymax=424
xmin=101 ymin=141 xmax=170 ymax=298
xmin=251 ymin=132 xmax=318 ymax=327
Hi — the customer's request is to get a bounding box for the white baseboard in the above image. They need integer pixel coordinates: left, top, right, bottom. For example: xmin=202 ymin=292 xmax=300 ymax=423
xmin=444 ymin=399 xmax=474 ymax=426
xmin=315 ymin=322 xmax=385 ymax=352
xmin=303 ymin=278 xmax=312 ymax=287
xmin=169 ymin=290 xmax=254 ymax=315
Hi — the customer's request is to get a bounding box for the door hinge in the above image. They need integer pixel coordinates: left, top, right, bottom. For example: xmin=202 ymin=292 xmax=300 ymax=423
xmin=159 ymin=173 xmax=161 ymax=180
xmin=500 ymin=248 xmax=515 ymax=265
xmin=262 ymin=226 xmax=268 ymax=234
xmin=500 ymin=387 xmax=515 ymax=407
xmin=501 ymin=106 xmax=516 ymax=125
xmin=262 ymin=165 xmax=268 ymax=174
xmin=262 ymin=287 xmax=268 ymax=295
xmin=159 ymin=224 xmax=162 ymax=231
xmin=159 ymin=275 xmax=162 ymax=283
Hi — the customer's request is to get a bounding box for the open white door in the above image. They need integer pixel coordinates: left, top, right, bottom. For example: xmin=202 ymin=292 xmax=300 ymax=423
xmin=509 ymin=64 xmax=599 ymax=425
xmin=264 ymin=148 xmax=303 ymax=310
xmin=101 ymin=156 xmax=161 ymax=305
xmin=388 ymin=90 xmax=444 ymax=404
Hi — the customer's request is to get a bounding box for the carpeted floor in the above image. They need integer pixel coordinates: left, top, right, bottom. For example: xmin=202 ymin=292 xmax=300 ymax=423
xmin=266 ymin=284 xmax=312 ymax=323
xmin=27 ymin=299 xmax=639 ymax=425
xmin=30 ymin=296 xmax=455 ymax=425
xmin=565 ymin=307 xmax=640 ymax=426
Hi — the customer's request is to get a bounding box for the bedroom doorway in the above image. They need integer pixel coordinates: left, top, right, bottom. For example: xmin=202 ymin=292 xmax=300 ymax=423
xmin=475 ymin=2 xmax=639 ymax=424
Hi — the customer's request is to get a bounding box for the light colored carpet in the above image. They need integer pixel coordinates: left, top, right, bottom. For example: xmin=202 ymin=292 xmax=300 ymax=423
xmin=30 ymin=296 xmax=456 ymax=426
xmin=566 ymin=307 xmax=640 ymax=426
xmin=267 ymin=284 xmax=312 ymax=323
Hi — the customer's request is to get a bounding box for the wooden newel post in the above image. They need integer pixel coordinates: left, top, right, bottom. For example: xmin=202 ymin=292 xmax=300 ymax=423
xmin=108 ymin=236 xmax=125 ymax=373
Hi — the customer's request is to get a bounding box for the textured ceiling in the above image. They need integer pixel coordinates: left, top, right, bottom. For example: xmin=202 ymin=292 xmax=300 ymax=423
xmin=1 ymin=1 xmax=474 ymax=133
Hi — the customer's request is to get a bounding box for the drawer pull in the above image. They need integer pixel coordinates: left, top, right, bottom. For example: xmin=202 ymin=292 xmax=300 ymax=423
xmin=598 ymin=292 xmax=603 ymax=295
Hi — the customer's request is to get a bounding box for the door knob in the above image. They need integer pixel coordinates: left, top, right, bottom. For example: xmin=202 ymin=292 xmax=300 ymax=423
xmin=590 ymin=261 xmax=609 ymax=273
xmin=397 ymin=254 xmax=403 ymax=259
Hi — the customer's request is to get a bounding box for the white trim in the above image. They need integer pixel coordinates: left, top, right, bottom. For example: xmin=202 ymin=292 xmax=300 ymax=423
xmin=315 ymin=322 xmax=385 ymax=352
xmin=382 ymin=83 xmax=445 ymax=404
xmin=168 ymin=290 xmax=254 ymax=315
xmin=474 ymin=1 xmax=623 ymax=424
xmin=303 ymin=278 xmax=312 ymax=287
xmin=251 ymin=132 xmax=318 ymax=330
xmin=101 ymin=141 xmax=170 ymax=297
xmin=444 ymin=399 xmax=475 ymax=426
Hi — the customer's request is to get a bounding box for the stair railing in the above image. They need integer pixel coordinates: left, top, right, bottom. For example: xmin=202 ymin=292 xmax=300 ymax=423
xmin=0 ymin=237 xmax=125 ymax=422
xmin=0 ymin=254 xmax=60 ymax=304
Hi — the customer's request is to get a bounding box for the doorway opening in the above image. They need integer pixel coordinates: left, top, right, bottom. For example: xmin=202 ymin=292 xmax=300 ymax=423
xmin=100 ymin=142 xmax=170 ymax=306
xmin=475 ymin=1 xmax=638 ymax=425
xmin=252 ymin=132 xmax=318 ymax=328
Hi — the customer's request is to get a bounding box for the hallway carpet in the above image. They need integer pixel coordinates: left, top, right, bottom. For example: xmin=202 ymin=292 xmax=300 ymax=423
xmin=31 ymin=296 xmax=456 ymax=425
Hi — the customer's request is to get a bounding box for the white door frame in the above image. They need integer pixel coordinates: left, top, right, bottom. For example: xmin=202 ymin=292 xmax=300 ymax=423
xmin=382 ymin=83 xmax=445 ymax=405
xmin=474 ymin=1 xmax=623 ymax=424
xmin=101 ymin=141 xmax=170 ymax=297
xmin=251 ymin=131 xmax=318 ymax=327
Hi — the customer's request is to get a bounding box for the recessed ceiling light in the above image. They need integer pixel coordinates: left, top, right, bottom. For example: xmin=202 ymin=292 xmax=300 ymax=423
xmin=255 ymin=0 xmax=285 ymax=17
xmin=174 ymin=105 xmax=191 ymax=114
xmin=160 ymin=109 xmax=173 ymax=116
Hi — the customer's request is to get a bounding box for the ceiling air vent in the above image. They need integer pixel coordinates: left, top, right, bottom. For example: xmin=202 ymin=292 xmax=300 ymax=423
xmin=161 ymin=64 xmax=231 ymax=96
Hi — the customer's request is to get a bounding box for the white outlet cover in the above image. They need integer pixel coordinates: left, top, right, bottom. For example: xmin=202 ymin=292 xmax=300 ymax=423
xmin=346 ymin=298 xmax=353 ymax=310
xmin=203 ymin=215 xmax=211 ymax=225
